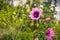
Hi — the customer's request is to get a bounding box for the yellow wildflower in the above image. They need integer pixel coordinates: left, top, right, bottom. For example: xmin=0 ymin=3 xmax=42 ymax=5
xmin=3 ymin=18 xmax=6 ymax=21
xmin=27 ymin=7 xmax=30 ymax=12
xmin=26 ymin=27 xmax=31 ymax=31
xmin=53 ymin=26 xmax=56 ymax=29
xmin=26 ymin=4 xmax=30 ymax=12
xmin=13 ymin=11 xmax=16 ymax=15
xmin=2 ymin=14 xmax=4 ymax=16
xmin=22 ymin=14 xmax=26 ymax=19
xmin=30 ymin=22 xmax=34 ymax=26
xmin=12 ymin=15 xmax=15 ymax=19
xmin=1 ymin=10 xmax=4 ymax=12
xmin=25 ymin=19 xmax=28 ymax=23
xmin=19 ymin=18 xmax=23 ymax=22
xmin=8 ymin=12 xmax=10 ymax=14
xmin=3 ymin=22 xmax=6 ymax=26
xmin=16 ymin=20 xmax=19 ymax=23
xmin=35 ymin=23 xmax=39 ymax=27
xmin=37 ymin=0 xmax=40 ymax=3
xmin=22 ymin=14 xmax=26 ymax=17
xmin=21 ymin=10 xmax=24 ymax=12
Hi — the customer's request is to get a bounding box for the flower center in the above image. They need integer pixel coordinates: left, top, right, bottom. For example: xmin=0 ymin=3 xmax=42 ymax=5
xmin=46 ymin=32 xmax=49 ymax=36
xmin=46 ymin=31 xmax=50 ymax=36
xmin=34 ymin=12 xmax=39 ymax=18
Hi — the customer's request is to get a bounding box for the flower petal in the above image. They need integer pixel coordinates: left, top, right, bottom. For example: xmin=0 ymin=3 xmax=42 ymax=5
xmin=29 ymin=8 xmax=41 ymax=20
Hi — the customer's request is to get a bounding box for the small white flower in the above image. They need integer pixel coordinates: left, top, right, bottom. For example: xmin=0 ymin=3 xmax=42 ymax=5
xmin=51 ymin=8 xmax=54 ymax=11
xmin=13 ymin=1 xmax=20 ymax=7
xmin=26 ymin=5 xmax=29 ymax=8
xmin=40 ymin=5 xmax=43 ymax=8
xmin=54 ymin=15 xmax=56 ymax=18
xmin=51 ymin=4 xmax=55 ymax=7
xmin=34 ymin=4 xmax=36 ymax=6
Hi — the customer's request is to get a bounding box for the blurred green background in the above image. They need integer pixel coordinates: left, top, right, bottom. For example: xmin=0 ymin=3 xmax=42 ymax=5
xmin=0 ymin=0 xmax=60 ymax=40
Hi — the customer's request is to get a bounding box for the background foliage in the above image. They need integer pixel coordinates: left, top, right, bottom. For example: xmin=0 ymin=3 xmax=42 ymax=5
xmin=0 ymin=0 xmax=60 ymax=40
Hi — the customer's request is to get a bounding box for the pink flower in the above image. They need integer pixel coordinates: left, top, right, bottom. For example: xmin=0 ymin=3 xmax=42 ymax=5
xmin=29 ymin=8 xmax=41 ymax=20
xmin=34 ymin=37 xmax=39 ymax=40
xmin=44 ymin=18 xmax=51 ymax=22
xmin=46 ymin=28 xmax=54 ymax=40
